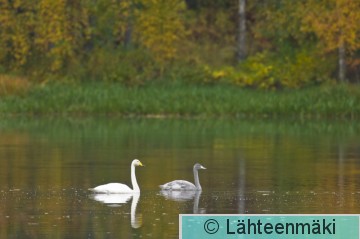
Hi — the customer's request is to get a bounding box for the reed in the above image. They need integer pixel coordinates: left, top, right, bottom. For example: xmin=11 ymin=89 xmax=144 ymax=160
xmin=0 ymin=82 xmax=359 ymax=119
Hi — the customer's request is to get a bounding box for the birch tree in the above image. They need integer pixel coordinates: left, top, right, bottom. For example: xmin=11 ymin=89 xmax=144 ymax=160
xmin=302 ymin=0 xmax=360 ymax=82
xmin=237 ymin=0 xmax=246 ymax=62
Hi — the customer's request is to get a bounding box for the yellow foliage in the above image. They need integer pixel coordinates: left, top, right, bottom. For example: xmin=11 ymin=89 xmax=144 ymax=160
xmin=135 ymin=0 xmax=187 ymax=66
xmin=207 ymin=49 xmax=331 ymax=89
xmin=0 ymin=0 xmax=34 ymax=69
xmin=303 ymin=0 xmax=360 ymax=53
xmin=35 ymin=0 xmax=89 ymax=72
xmin=35 ymin=0 xmax=72 ymax=71
xmin=212 ymin=70 xmax=226 ymax=79
xmin=209 ymin=54 xmax=276 ymax=89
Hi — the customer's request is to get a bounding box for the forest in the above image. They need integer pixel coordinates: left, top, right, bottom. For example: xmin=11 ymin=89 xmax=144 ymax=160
xmin=0 ymin=0 xmax=359 ymax=88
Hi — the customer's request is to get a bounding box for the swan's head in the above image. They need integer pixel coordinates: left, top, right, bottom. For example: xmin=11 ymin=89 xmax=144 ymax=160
xmin=194 ymin=163 xmax=206 ymax=170
xmin=132 ymin=159 xmax=144 ymax=167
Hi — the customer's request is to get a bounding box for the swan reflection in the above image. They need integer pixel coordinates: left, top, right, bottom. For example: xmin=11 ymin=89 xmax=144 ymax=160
xmin=160 ymin=190 xmax=196 ymax=201
xmin=159 ymin=190 xmax=205 ymax=214
xmin=90 ymin=193 xmax=142 ymax=228
xmin=91 ymin=193 xmax=133 ymax=205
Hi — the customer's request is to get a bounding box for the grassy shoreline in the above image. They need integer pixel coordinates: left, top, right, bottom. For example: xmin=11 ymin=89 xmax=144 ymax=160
xmin=0 ymin=82 xmax=359 ymax=119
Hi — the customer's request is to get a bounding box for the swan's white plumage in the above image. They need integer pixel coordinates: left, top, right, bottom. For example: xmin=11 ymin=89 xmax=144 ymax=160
xmin=89 ymin=159 xmax=143 ymax=194
xmin=90 ymin=183 xmax=134 ymax=194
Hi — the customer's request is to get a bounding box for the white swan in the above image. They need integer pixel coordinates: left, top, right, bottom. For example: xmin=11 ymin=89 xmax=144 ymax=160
xmin=89 ymin=159 xmax=144 ymax=193
xmin=159 ymin=163 xmax=206 ymax=191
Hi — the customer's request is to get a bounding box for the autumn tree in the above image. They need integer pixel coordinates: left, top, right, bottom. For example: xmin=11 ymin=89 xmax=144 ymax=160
xmin=1 ymin=0 xmax=359 ymax=85
xmin=115 ymin=0 xmax=139 ymax=47
xmin=0 ymin=0 xmax=34 ymax=69
xmin=35 ymin=0 xmax=89 ymax=72
xmin=302 ymin=0 xmax=360 ymax=82
xmin=135 ymin=0 xmax=187 ymax=68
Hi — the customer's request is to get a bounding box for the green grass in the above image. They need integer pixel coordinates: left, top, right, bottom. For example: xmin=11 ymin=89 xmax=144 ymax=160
xmin=0 ymin=81 xmax=359 ymax=119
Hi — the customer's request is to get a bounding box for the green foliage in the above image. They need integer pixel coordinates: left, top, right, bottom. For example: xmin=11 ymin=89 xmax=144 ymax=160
xmin=271 ymin=48 xmax=335 ymax=88
xmin=162 ymin=61 xmax=209 ymax=84
xmin=65 ymin=47 xmax=157 ymax=85
xmin=207 ymin=46 xmax=335 ymax=89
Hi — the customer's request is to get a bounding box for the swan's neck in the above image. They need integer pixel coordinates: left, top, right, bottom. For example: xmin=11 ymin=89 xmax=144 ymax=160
xmin=193 ymin=168 xmax=202 ymax=190
xmin=131 ymin=164 xmax=140 ymax=192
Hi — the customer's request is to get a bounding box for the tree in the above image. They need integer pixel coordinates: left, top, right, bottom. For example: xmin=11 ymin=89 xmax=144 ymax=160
xmin=302 ymin=0 xmax=360 ymax=82
xmin=118 ymin=0 xmax=138 ymax=47
xmin=135 ymin=0 xmax=187 ymax=68
xmin=0 ymin=0 xmax=34 ymax=69
xmin=237 ymin=0 xmax=246 ymax=62
xmin=35 ymin=0 xmax=89 ymax=72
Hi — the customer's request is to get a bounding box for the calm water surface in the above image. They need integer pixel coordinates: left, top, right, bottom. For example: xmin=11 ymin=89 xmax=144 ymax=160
xmin=0 ymin=118 xmax=359 ymax=238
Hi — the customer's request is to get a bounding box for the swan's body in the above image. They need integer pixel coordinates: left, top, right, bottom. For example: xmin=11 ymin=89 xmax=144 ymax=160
xmin=160 ymin=163 xmax=206 ymax=191
xmin=90 ymin=183 xmax=134 ymax=194
xmin=160 ymin=180 xmax=197 ymax=191
xmin=89 ymin=159 xmax=144 ymax=194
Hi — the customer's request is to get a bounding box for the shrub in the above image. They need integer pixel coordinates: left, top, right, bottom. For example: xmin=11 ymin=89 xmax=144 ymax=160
xmin=207 ymin=47 xmax=335 ymax=89
xmin=67 ymin=47 xmax=158 ymax=85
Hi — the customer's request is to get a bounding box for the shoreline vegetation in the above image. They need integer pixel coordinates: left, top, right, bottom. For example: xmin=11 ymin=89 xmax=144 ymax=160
xmin=0 ymin=80 xmax=359 ymax=119
xmin=0 ymin=1 xmax=359 ymax=120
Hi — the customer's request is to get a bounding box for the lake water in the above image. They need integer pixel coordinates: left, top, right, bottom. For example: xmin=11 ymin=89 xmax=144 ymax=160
xmin=0 ymin=118 xmax=359 ymax=238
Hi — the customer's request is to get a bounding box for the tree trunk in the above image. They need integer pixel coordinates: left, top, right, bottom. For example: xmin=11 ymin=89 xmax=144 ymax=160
xmin=237 ymin=0 xmax=247 ymax=62
xmin=124 ymin=22 xmax=133 ymax=47
xmin=124 ymin=0 xmax=134 ymax=48
xmin=338 ymin=42 xmax=346 ymax=82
